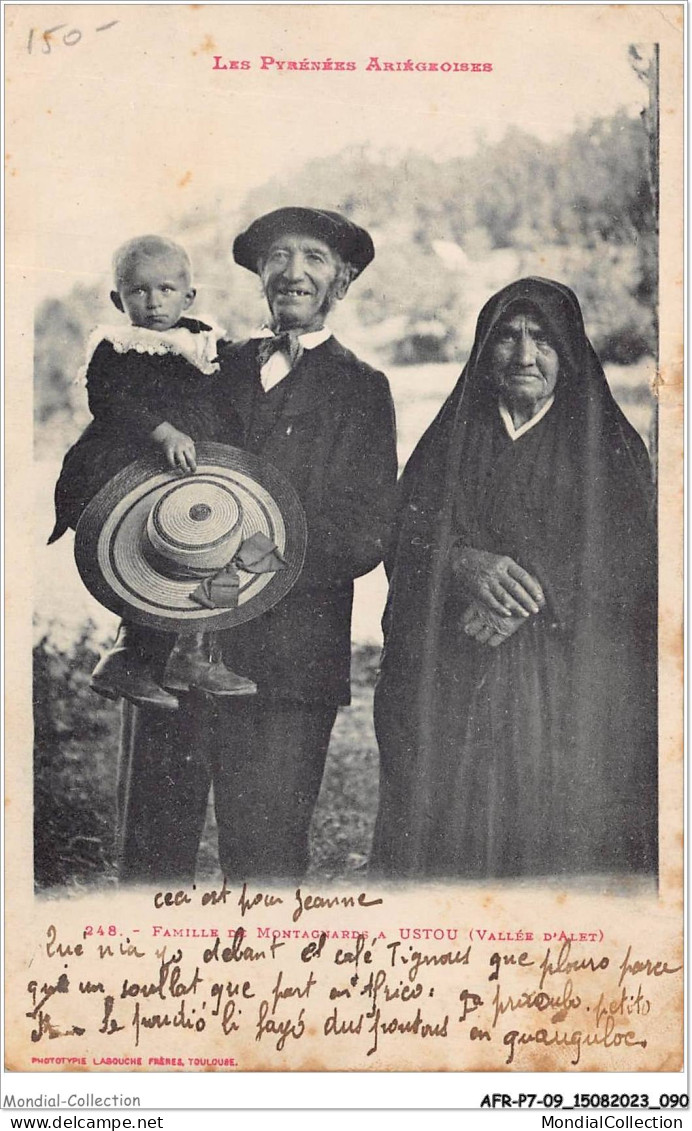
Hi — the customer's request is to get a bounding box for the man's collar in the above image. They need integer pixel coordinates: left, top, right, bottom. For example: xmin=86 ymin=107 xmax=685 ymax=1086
xmin=250 ymin=325 xmax=332 ymax=351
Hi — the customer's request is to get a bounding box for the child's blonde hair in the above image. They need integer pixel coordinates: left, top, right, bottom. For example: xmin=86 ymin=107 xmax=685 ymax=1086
xmin=112 ymin=235 xmax=192 ymax=288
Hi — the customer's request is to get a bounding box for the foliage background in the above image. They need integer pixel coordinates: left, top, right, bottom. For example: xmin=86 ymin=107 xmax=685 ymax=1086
xmin=35 ymin=110 xmax=657 ymax=461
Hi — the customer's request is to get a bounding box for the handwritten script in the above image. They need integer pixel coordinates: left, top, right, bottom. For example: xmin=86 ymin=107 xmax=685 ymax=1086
xmin=18 ymin=884 xmax=682 ymax=1071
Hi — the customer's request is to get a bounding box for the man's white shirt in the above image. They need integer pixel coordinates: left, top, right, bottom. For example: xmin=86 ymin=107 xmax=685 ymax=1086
xmin=251 ymin=326 xmax=332 ymax=391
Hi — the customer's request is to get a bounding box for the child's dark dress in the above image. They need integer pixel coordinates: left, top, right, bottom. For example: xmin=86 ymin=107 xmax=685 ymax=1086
xmin=49 ymin=318 xmax=242 ymax=543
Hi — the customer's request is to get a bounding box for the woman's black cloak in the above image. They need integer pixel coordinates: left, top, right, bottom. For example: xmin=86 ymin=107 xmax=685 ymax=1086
xmin=372 ymin=278 xmax=657 ymax=881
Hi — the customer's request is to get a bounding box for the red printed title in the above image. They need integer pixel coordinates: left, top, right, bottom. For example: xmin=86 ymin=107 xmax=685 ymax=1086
xmin=212 ymin=55 xmax=494 ymax=73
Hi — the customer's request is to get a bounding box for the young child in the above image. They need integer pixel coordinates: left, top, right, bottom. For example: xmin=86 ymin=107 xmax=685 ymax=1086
xmin=49 ymin=234 xmax=256 ymax=709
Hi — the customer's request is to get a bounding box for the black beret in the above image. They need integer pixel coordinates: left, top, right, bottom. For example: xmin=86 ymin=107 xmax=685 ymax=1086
xmin=233 ymin=207 xmax=374 ymax=278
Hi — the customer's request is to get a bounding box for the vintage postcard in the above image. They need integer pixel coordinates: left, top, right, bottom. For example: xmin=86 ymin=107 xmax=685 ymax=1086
xmin=3 ymin=0 xmax=686 ymax=1109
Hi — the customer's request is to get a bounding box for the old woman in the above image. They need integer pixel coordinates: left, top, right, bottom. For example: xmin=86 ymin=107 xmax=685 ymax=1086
xmin=372 ymin=277 xmax=657 ymax=881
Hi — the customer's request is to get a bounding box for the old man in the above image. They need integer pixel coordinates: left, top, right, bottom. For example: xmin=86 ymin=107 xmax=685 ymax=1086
xmin=118 ymin=207 xmax=397 ymax=884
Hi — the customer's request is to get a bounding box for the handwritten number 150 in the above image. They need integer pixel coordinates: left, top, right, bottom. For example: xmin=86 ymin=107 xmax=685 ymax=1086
xmin=27 ymin=20 xmax=118 ymax=55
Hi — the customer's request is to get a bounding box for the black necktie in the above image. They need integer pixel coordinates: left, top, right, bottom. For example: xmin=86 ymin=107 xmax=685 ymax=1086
xmin=256 ymin=332 xmax=304 ymax=370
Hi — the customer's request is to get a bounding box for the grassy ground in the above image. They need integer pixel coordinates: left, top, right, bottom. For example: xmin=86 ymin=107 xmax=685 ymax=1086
xmin=33 ymin=627 xmax=381 ymax=893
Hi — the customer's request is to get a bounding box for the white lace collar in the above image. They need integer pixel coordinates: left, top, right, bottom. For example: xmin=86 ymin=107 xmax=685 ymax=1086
xmin=83 ymin=320 xmax=224 ymax=378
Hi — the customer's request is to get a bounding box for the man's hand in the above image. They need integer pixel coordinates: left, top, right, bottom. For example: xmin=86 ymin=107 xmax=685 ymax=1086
xmin=150 ymin=422 xmax=197 ymax=474
xmin=461 ymin=600 xmax=528 ymax=648
xmin=451 ymin=546 xmax=545 ymax=618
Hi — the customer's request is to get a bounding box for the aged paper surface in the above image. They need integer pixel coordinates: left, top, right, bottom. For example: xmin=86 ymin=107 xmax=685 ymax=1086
xmin=3 ymin=0 xmax=685 ymax=1091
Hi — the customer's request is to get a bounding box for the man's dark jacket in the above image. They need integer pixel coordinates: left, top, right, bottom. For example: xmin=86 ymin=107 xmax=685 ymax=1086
xmin=217 ymin=335 xmax=397 ymax=705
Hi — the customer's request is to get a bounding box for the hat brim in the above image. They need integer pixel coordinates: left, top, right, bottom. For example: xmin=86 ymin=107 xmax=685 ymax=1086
xmin=75 ymin=443 xmax=307 ymax=633
xmin=233 ymin=207 xmax=374 ymax=278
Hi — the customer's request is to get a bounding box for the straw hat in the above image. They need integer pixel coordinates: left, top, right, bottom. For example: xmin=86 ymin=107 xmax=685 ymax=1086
xmin=74 ymin=442 xmax=307 ymax=633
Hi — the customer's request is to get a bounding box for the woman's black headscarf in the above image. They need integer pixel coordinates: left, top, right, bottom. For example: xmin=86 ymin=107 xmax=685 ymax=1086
xmin=373 ymin=277 xmax=657 ymax=879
